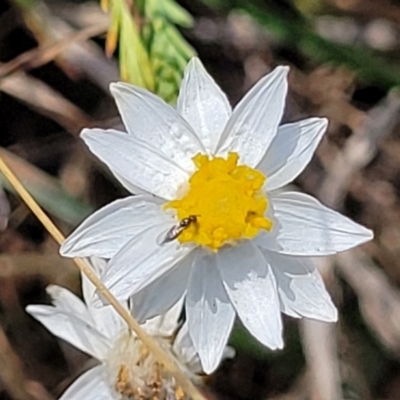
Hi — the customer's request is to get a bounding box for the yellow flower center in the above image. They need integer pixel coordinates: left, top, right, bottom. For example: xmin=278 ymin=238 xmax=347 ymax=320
xmin=166 ymin=152 xmax=272 ymax=251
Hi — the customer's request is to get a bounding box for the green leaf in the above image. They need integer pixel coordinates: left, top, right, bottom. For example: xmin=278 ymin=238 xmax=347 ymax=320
xmin=143 ymin=0 xmax=193 ymax=27
xmin=118 ymin=1 xmax=155 ymax=89
xmin=163 ymin=22 xmax=196 ymax=61
xmin=145 ymin=17 xmax=194 ymax=103
xmin=105 ymin=0 xmax=195 ymax=102
xmin=160 ymin=0 xmax=194 ymax=27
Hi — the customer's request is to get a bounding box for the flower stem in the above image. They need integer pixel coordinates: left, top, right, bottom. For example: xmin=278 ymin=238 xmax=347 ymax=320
xmin=0 ymin=155 xmax=205 ymax=400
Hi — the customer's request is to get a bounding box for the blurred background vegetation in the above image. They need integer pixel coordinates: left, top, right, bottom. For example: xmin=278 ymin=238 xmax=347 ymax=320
xmin=1 ymin=0 xmax=400 ymax=399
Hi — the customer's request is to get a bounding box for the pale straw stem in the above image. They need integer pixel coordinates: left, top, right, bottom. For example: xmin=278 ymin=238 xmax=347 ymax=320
xmin=0 ymin=155 xmax=205 ymax=400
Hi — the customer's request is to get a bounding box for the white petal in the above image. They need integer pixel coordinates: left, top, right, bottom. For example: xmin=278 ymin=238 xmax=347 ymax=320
xmin=98 ymin=222 xmax=194 ymax=304
xmin=46 ymin=285 xmax=90 ymax=317
xmin=173 ymin=321 xmax=234 ymax=375
xmin=186 ymin=251 xmax=235 ymax=374
xmin=177 ymin=58 xmax=231 ymax=154
xmin=60 ymin=366 xmax=114 ymax=400
xmin=216 ymin=66 xmax=289 ymax=167
xmin=130 ymin=254 xmax=192 ymax=323
xmin=27 ymin=285 xmax=116 ymax=358
xmin=112 ymin=171 xmax=153 ymax=196
xmin=60 ymin=196 xmax=166 ymax=258
xmin=261 ymin=250 xmax=337 ymax=322
xmin=90 ymin=304 xmax=126 ymax=340
xmin=81 ymin=265 xmax=126 ymax=341
xmin=173 ymin=322 xmax=202 ymax=374
xmin=81 ymin=129 xmax=189 ymax=200
xmin=26 ymin=304 xmax=110 ymax=360
xmin=252 ymin=198 xmax=282 ymax=253
xmin=217 ymin=241 xmax=283 ymax=349
xmin=259 ymin=118 xmax=328 ymax=191
xmin=261 ymin=191 xmax=373 ymax=256
xmin=87 ymin=257 xmax=107 ymax=277
xmin=141 ymin=298 xmax=184 ymax=337
xmin=110 ymin=83 xmax=205 ymax=172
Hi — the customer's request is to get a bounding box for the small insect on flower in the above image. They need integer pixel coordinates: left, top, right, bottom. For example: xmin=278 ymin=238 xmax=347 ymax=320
xmin=158 ymin=215 xmax=198 ymax=246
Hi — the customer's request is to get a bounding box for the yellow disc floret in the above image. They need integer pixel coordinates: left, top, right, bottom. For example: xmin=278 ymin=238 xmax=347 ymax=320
xmin=165 ymin=152 xmax=273 ymax=251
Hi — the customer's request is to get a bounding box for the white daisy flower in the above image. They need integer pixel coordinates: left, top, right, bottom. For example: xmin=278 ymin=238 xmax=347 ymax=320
xmin=59 ymin=58 xmax=373 ymax=373
xmin=26 ymin=258 xmax=203 ymax=400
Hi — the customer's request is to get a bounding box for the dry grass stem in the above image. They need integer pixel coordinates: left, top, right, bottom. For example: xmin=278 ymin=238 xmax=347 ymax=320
xmin=0 ymin=23 xmax=108 ymax=79
xmin=0 ymin=71 xmax=91 ymax=135
xmin=0 ymin=155 xmax=205 ymax=400
xmin=300 ymin=258 xmax=343 ymax=400
xmin=293 ymin=80 xmax=400 ymax=400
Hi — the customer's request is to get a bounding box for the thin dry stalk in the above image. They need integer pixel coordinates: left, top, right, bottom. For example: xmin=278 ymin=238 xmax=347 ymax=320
xmin=299 ymin=84 xmax=400 ymax=400
xmin=0 ymin=23 xmax=108 ymax=79
xmin=318 ymin=91 xmax=400 ymax=208
xmin=338 ymin=250 xmax=400 ymax=354
xmin=18 ymin=0 xmax=118 ymax=91
xmin=0 ymin=156 xmax=205 ymax=400
xmin=0 ymin=71 xmax=91 ymax=135
xmin=300 ymin=258 xmax=342 ymax=400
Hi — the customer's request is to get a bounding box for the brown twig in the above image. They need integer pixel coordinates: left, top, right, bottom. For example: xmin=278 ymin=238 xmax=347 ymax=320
xmin=318 ymin=90 xmax=400 ymax=208
xmin=299 ymin=258 xmax=343 ymax=400
xmin=0 ymin=71 xmax=92 ymax=135
xmin=337 ymin=249 xmax=400 ymax=355
xmin=299 ymin=82 xmax=400 ymax=400
xmin=16 ymin=0 xmax=118 ymax=91
xmin=0 ymin=23 xmax=108 ymax=79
